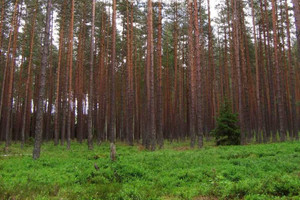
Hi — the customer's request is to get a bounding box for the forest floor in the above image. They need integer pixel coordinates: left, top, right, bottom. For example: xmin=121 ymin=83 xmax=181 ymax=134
xmin=1 ymin=141 xmax=300 ymax=200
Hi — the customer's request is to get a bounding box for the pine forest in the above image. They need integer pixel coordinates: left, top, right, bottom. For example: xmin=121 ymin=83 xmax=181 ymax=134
xmin=0 ymin=0 xmax=300 ymax=199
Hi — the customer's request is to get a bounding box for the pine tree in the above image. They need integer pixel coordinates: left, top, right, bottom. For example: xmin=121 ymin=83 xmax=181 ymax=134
xmin=211 ymin=98 xmax=240 ymax=146
xmin=88 ymin=0 xmax=96 ymax=150
xmin=33 ymin=0 xmax=52 ymax=159
xmin=110 ymin=0 xmax=117 ymax=161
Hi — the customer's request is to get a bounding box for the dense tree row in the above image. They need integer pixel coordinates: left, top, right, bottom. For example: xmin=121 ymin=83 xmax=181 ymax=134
xmin=0 ymin=0 xmax=299 ymax=158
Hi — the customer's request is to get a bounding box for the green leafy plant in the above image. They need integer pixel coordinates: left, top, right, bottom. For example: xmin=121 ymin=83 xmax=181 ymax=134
xmin=211 ymin=98 xmax=241 ymax=146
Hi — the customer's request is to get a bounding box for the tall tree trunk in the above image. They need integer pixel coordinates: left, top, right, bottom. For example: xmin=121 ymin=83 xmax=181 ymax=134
xmin=271 ymin=0 xmax=285 ymax=142
xmin=207 ymin=0 xmax=216 ymax=132
xmin=97 ymin=9 xmax=105 ymax=144
xmin=188 ymin=0 xmax=195 ymax=148
xmin=16 ymin=35 xmax=26 ymax=142
xmin=54 ymin=0 xmax=67 ymax=146
xmin=61 ymin=11 xmax=69 ymax=146
xmin=88 ymin=0 xmax=95 ymax=150
xmin=46 ymin=15 xmax=54 ymax=141
xmin=110 ymin=0 xmax=117 ymax=160
xmin=146 ymin=0 xmax=155 ymax=151
xmin=234 ymin=0 xmax=245 ymax=145
xmin=292 ymin=0 xmax=300 ymax=140
xmin=0 ymin=0 xmax=5 ymax=57
xmin=157 ymin=0 xmax=163 ymax=148
xmin=251 ymin=0 xmax=264 ymax=142
xmin=0 ymin=0 xmax=18 ymax=131
xmin=126 ymin=1 xmax=134 ymax=146
xmin=5 ymin=0 xmax=20 ymax=149
xmin=286 ymin=0 xmax=298 ymax=140
xmin=194 ymin=0 xmax=203 ymax=148
xmin=33 ymin=0 xmax=52 ymax=159
xmin=67 ymin=0 xmax=74 ymax=149
xmin=292 ymin=0 xmax=300 ymax=63
xmin=76 ymin=5 xmax=86 ymax=144
xmin=172 ymin=1 xmax=178 ymax=141
xmin=21 ymin=0 xmax=38 ymax=148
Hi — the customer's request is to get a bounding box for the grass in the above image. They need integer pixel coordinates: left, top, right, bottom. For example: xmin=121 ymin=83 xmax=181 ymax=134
xmin=1 ymin=141 xmax=300 ymax=199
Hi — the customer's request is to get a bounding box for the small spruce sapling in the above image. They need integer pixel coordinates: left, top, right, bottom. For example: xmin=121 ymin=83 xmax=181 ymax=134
xmin=211 ymin=98 xmax=241 ymax=145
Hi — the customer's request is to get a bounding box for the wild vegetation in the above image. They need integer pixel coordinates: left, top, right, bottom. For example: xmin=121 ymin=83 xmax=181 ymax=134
xmin=1 ymin=141 xmax=300 ymax=199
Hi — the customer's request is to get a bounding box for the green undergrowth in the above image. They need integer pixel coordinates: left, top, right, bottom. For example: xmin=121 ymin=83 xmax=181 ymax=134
xmin=1 ymin=141 xmax=300 ymax=199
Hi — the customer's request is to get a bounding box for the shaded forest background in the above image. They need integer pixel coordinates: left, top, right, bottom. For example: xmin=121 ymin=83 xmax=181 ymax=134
xmin=0 ymin=0 xmax=299 ymax=157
